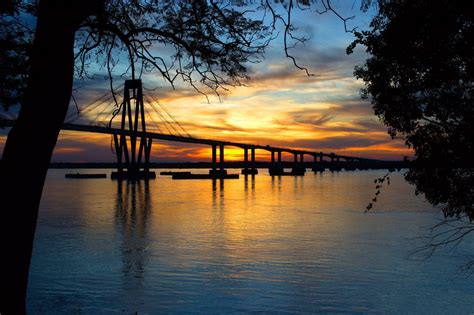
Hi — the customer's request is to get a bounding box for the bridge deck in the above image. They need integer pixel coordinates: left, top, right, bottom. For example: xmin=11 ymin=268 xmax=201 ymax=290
xmin=0 ymin=119 xmax=378 ymax=162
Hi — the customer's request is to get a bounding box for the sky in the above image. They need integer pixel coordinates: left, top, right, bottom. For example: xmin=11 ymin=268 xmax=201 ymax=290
xmin=0 ymin=1 xmax=412 ymax=163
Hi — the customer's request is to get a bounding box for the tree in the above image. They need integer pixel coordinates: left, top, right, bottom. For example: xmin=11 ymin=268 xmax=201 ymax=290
xmin=348 ymin=2 xmax=473 ymax=220
xmin=0 ymin=0 xmax=367 ymax=312
xmin=0 ymin=2 xmax=32 ymax=108
xmin=0 ymin=1 xmax=267 ymax=312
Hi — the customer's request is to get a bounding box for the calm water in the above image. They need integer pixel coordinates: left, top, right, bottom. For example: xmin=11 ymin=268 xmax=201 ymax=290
xmin=28 ymin=169 xmax=474 ymax=314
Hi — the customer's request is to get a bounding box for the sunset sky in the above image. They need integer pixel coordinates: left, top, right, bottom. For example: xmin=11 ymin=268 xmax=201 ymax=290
xmin=0 ymin=2 xmax=412 ymax=163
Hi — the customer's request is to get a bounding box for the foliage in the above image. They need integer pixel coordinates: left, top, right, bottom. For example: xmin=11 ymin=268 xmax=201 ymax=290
xmin=0 ymin=0 xmax=374 ymax=110
xmin=0 ymin=2 xmax=34 ymax=109
xmin=348 ymin=0 xmax=474 ymax=219
xmin=1 ymin=0 xmax=272 ymax=109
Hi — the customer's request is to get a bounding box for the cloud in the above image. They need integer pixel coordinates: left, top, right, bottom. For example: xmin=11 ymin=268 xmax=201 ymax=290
xmin=295 ymin=112 xmax=334 ymax=126
xmin=293 ymin=136 xmax=388 ymax=150
xmin=1 ymin=7 xmax=404 ymax=162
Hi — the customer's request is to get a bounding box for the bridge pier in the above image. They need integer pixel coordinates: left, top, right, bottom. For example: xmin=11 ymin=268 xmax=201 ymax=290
xmin=328 ymin=153 xmax=342 ymax=172
xmin=210 ymin=144 xmax=227 ymax=177
xmin=291 ymin=152 xmax=306 ymax=175
xmin=312 ymin=152 xmax=325 ymax=172
xmin=242 ymin=147 xmax=258 ymax=175
xmin=211 ymin=144 xmax=217 ymax=172
xmin=111 ymin=79 xmax=155 ymax=180
xmin=268 ymin=149 xmax=284 ymax=175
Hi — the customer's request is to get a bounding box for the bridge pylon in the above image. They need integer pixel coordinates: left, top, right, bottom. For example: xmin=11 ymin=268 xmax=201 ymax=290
xmin=111 ymin=79 xmax=156 ymax=180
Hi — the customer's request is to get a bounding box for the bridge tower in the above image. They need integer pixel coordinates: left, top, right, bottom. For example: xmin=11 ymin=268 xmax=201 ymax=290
xmin=111 ymin=79 xmax=156 ymax=180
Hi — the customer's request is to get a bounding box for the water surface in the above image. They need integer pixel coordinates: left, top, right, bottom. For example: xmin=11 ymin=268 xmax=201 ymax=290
xmin=28 ymin=169 xmax=474 ymax=313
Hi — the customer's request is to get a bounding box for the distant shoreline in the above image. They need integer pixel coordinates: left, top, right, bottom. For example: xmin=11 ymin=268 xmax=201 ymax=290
xmin=45 ymin=161 xmax=408 ymax=169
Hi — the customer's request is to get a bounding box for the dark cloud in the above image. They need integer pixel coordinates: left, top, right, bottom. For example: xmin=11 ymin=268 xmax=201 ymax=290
xmin=292 ymin=136 xmax=388 ymax=150
xmin=301 ymin=44 xmax=368 ymax=76
xmin=291 ymin=111 xmax=333 ymax=126
xmin=246 ymin=43 xmax=367 ymax=88
xmin=178 ymin=119 xmax=256 ymax=135
xmin=326 ymin=99 xmax=373 ymax=116
xmin=284 ymin=104 xmax=386 ymax=133
xmin=146 ymin=87 xmax=204 ymax=102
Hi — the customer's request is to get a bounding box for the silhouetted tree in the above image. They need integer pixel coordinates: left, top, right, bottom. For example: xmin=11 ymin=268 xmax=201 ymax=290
xmin=0 ymin=0 xmax=367 ymax=312
xmin=348 ymin=2 xmax=473 ymax=220
xmin=0 ymin=1 xmax=32 ymax=108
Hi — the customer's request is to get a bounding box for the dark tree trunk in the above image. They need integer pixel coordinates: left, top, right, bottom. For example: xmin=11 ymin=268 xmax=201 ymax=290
xmin=0 ymin=1 xmax=102 ymax=313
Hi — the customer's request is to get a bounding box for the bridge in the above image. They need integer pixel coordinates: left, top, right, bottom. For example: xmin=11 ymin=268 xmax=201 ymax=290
xmin=0 ymin=79 xmax=395 ymax=179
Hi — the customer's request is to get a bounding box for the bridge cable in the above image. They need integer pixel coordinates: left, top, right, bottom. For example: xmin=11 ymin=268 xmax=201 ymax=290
xmin=144 ymin=106 xmax=164 ymax=134
xmin=80 ymin=96 xmax=115 ymax=125
xmin=90 ymin=99 xmax=117 ymax=127
xmin=145 ymin=91 xmax=193 ymax=138
xmin=64 ymin=84 xmax=125 ymax=124
xmin=144 ymin=95 xmax=178 ymax=135
xmin=65 ymin=92 xmax=111 ymax=123
xmin=145 ymin=95 xmax=185 ymax=137
xmin=143 ymin=95 xmax=176 ymax=135
xmin=65 ymin=93 xmax=115 ymax=124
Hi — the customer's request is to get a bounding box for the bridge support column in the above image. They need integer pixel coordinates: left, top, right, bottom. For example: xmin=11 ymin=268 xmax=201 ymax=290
xmin=144 ymin=138 xmax=152 ymax=173
xmin=251 ymin=147 xmax=257 ymax=174
xmin=242 ymin=147 xmax=258 ymax=175
xmin=111 ymin=79 xmax=155 ymax=180
xmin=291 ymin=152 xmax=306 ymax=175
xmin=212 ymin=145 xmax=217 ymax=171
xmin=113 ymin=133 xmax=123 ymax=174
xmin=210 ymin=144 xmax=227 ymax=177
xmin=268 ymin=149 xmax=284 ymax=176
xmin=328 ymin=153 xmax=342 ymax=172
xmin=220 ymin=144 xmax=224 ymax=172
xmin=242 ymin=148 xmax=248 ymax=173
xmin=312 ymin=153 xmax=324 ymax=172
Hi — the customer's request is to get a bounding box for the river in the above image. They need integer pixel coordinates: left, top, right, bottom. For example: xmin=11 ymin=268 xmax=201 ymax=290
xmin=27 ymin=169 xmax=474 ymax=313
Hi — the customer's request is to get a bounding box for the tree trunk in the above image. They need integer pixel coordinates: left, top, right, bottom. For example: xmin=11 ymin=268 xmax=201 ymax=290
xmin=0 ymin=2 xmax=78 ymax=313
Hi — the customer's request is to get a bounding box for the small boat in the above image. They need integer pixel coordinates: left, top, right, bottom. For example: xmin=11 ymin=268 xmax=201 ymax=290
xmin=160 ymin=171 xmax=192 ymax=175
xmin=65 ymin=173 xmax=107 ymax=179
xmin=172 ymin=173 xmax=239 ymax=180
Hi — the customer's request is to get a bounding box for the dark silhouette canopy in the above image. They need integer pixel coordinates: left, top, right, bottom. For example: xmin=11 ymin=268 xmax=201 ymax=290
xmin=348 ymin=0 xmax=474 ymax=218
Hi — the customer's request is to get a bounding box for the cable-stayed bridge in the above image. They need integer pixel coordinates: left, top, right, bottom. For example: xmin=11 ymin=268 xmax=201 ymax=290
xmin=0 ymin=79 xmax=393 ymax=179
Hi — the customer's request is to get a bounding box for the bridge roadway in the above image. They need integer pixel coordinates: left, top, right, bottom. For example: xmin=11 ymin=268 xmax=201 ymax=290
xmin=0 ymin=119 xmax=377 ymax=163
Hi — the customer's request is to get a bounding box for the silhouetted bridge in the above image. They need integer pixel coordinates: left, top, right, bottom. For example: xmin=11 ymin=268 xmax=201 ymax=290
xmin=0 ymin=80 xmax=400 ymax=179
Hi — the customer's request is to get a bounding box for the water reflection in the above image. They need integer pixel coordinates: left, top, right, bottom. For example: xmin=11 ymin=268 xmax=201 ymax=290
xmin=211 ymin=178 xmax=224 ymax=192
xmin=293 ymin=175 xmax=304 ymax=194
xmin=27 ymin=169 xmax=474 ymax=314
xmin=244 ymin=174 xmax=255 ymax=200
xmin=115 ymin=180 xmax=151 ymax=284
xmin=271 ymin=174 xmax=282 ymax=194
